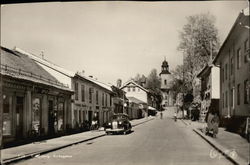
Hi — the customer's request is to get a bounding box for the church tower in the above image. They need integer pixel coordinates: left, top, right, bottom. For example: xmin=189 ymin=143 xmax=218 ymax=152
xmin=159 ymin=58 xmax=174 ymax=109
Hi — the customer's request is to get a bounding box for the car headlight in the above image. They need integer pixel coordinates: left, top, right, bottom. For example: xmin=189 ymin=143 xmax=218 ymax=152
xmin=108 ymin=123 xmax=111 ymax=126
xmin=118 ymin=121 xmax=122 ymax=124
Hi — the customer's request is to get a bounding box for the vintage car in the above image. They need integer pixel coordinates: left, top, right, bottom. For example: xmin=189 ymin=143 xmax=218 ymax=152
xmin=104 ymin=113 xmax=132 ymax=135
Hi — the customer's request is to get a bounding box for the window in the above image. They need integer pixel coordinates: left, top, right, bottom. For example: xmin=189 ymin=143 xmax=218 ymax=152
xmin=244 ymin=80 xmax=249 ymax=104
xmin=32 ymin=98 xmax=41 ymax=133
xmin=225 ymin=91 xmax=228 ymax=108
xmin=225 ymin=64 xmax=228 ymax=80
xmin=230 ymin=56 xmax=234 ymax=75
xmin=96 ymin=90 xmax=99 ymax=105
xmin=164 ymin=80 xmax=167 ymax=85
xmin=89 ymin=88 xmax=92 ymax=103
xmin=132 ymin=87 xmax=135 ymax=92
xmin=75 ymin=82 xmax=79 ymax=100
xmin=58 ymin=102 xmax=64 ymax=131
xmin=138 ymin=88 xmax=140 ymax=92
xmin=237 ymin=84 xmax=241 ymax=105
xmin=102 ymin=93 xmax=104 ymax=106
xmin=237 ymin=48 xmax=241 ymax=69
xmin=105 ymin=94 xmax=108 ymax=106
xmin=244 ymin=39 xmax=249 ymax=62
xmin=222 ymin=68 xmax=224 ymax=83
xmin=81 ymin=85 xmax=85 ymax=102
xmin=3 ymin=95 xmax=12 ymax=135
xmin=127 ymin=87 xmax=130 ymax=92
xmin=110 ymin=95 xmax=112 ymax=106
xmin=230 ymin=88 xmax=235 ymax=108
xmin=222 ymin=93 xmax=224 ymax=108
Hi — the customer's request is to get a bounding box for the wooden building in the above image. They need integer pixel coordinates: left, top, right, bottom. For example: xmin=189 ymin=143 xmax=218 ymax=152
xmin=1 ymin=47 xmax=73 ymax=145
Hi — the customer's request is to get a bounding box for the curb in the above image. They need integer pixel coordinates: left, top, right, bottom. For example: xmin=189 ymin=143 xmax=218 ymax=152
xmin=2 ymin=134 xmax=106 ymax=165
xmin=181 ymin=119 xmax=248 ymax=165
xmin=132 ymin=118 xmax=155 ymax=127
xmin=193 ymin=128 xmax=248 ymax=165
xmin=2 ymin=117 xmax=155 ymax=164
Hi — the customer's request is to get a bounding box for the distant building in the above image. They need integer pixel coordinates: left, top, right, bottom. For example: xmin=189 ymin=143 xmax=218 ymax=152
xmin=120 ymin=80 xmax=157 ymax=117
xmin=213 ymin=7 xmax=249 ymax=130
xmin=1 ymin=47 xmax=73 ymax=145
xmin=197 ymin=64 xmax=220 ymax=122
xmin=159 ymin=59 xmax=174 ymax=108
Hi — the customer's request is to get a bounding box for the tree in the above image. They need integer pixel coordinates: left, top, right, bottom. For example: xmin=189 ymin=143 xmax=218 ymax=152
xmin=178 ymin=13 xmax=220 ymax=95
xmin=145 ymin=69 xmax=161 ymax=95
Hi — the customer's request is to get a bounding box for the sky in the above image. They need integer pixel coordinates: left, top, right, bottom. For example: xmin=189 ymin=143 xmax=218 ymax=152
xmin=1 ymin=1 xmax=248 ymax=85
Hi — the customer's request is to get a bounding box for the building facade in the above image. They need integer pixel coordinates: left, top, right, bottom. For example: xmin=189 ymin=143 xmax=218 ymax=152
xmin=159 ymin=59 xmax=174 ymax=108
xmin=197 ymin=64 xmax=220 ymax=122
xmin=121 ymin=80 xmax=158 ymax=117
xmin=1 ymin=47 xmax=73 ymax=145
xmin=14 ymin=48 xmax=114 ymax=130
xmin=213 ymin=7 xmax=249 ymax=130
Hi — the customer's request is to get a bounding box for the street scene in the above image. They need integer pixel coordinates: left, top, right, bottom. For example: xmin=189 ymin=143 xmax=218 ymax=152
xmin=1 ymin=1 xmax=250 ymax=165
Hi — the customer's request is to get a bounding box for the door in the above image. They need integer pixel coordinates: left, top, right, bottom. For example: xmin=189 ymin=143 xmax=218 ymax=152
xmin=88 ymin=111 xmax=92 ymax=123
xmin=16 ymin=96 xmax=24 ymax=138
xmin=48 ymin=100 xmax=55 ymax=135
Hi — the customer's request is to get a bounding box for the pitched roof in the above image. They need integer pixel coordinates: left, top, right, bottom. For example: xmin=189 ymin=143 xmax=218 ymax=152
xmin=1 ymin=47 xmax=71 ymax=91
xmin=14 ymin=47 xmax=75 ymax=77
xmin=120 ymin=80 xmax=149 ymax=93
xmin=213 ymin=7 xmax=249 ymax=65
xmin=14 ymin=47 xmax=75 ymax=88
xmin=75 ymin=72 xmax=113 ymax=93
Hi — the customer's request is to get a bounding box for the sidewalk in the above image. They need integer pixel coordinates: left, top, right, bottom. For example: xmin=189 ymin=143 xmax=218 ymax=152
xmin=1 ymin=117 xmax=154 ymax=164
xmin=182 ymin=119 xmax=249 ymax=165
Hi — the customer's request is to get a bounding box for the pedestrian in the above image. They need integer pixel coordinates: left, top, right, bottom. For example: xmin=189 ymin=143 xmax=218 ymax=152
xmin=174 ymin=111 xmax=177 ymax=121
xmin=211 ymin=113 xmax=219 ymax=138
xmin=160 ymin=112 xmax=163 ymax=119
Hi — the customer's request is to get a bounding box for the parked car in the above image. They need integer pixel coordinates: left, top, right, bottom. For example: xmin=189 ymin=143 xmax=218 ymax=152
xmin=104 ymin=113 xmax=132 ymax=135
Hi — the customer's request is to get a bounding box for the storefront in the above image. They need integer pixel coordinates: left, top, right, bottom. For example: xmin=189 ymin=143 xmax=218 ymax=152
xmin=1 ymin=46 xmax=73 ymax=145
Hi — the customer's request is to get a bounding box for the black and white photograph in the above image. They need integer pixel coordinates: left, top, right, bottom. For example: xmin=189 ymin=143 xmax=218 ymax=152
xmin=0 ymin=0 xmax=249 ymax=165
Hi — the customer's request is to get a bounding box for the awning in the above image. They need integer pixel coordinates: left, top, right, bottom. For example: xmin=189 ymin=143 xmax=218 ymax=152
xmin=148 ymin=106 xmax=156 ymax=111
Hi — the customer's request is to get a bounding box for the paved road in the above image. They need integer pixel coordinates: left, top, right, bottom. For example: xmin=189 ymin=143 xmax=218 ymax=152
xmin=14 ymin=110 xmax=232 ymax=165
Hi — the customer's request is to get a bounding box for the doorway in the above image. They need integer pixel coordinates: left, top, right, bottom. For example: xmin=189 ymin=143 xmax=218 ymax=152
xmin=48 ymin=100 xmax=55 ymax=135
xmin=16 ymin=96 xmax=24 ymax=138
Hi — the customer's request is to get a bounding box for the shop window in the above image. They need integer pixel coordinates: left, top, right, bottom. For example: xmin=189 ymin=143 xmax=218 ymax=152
xmin=57 ymin=102 xmax=64 ymax=131
xmin=3 ymin=95 xmax=12 ymax=136
xmin=32 ymin=98 xmax=41 ymax=133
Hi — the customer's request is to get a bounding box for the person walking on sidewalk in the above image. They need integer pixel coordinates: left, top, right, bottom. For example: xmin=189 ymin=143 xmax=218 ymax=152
xmin=174 ymin=111 xmax=177 ymax=122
